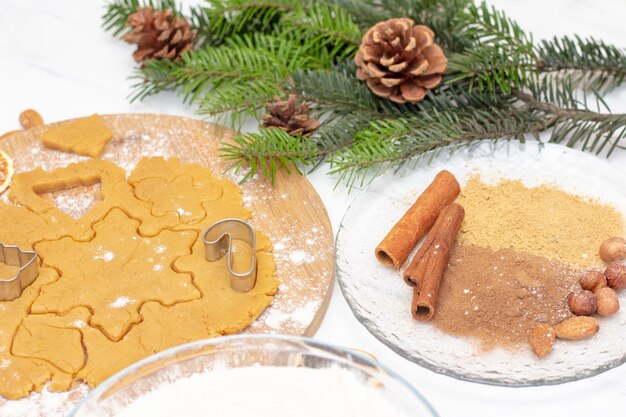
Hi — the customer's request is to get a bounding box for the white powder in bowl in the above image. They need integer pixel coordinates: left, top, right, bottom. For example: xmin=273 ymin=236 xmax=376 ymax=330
xmin=107 ymin=366 xmax=411 ymax=417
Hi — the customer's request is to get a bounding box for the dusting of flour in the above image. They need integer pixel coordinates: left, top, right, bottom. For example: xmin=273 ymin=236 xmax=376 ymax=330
xmin=93 ymin=367 xmax=409 ymax=417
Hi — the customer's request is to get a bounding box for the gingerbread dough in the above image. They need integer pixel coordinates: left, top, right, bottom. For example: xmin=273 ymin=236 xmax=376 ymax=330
xmin=40 ymin=114 xmax=112 ymax=158
xmin=0 ymin=268 xmax=75 ymax=400
xmin=0 ymin=156 xmax=278 ymax=400
xmin=130 ymin=157 xmax=248 ymax=234
xmin=9 ymin=159 xmax=148 ymax=240
xmin=0 ymin=202 xmax=73 ymax=250
xmin=33 ymin=208 xmax=200 ymax=342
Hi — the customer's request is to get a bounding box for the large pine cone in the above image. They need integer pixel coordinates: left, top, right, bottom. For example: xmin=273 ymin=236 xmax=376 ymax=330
xmin=124 ymin=7 xmax=196 ymax=63
xmin=262 ymin=95 xmax=320 ymax=137
xmin=355 ymin=18 xmax=447 ymax=104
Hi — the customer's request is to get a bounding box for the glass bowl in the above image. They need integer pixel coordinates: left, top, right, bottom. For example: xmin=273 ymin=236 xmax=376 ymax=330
xmin=68 ymin=334 xmax=438 ymax=417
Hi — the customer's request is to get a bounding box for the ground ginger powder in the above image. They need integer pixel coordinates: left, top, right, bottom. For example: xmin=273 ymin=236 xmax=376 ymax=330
xmin=457 ymin=176 xmax=625 ymax=268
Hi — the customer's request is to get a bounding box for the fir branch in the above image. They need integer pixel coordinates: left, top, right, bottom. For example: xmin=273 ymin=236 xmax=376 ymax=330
xmin=447 ymin=45 xmax=536 ymax=98
xmin=287 ymin=67 xmax=399 ymax=120
xmin=129 ymin=41 xmax=289 ymax=103
xmin=463 ymin=1 xmax=532 ymax=49
xmin=536 ymin=36 xmax=626 ymax=93
xmin=219 ymin=128 xmax=318 ymax=183
xmin=329 ymin=107 xmax=549 ymax=188
xmin=514 ymin=89 xmax=626 ymax=156
xmin=282 ymin=2 xmax=362 ymax=60
xmin=102 ymin=0 xmax=626 ymax=188
xmin=325 ymin=0 xmax=383 ymax=31
xmin=526 ymin=74 xmax=610 ymax=112
xmin=130 ymin=31 xmax=334 ymax=110
xmin=102 ymin=0 xmax=181 ymax=37
xmin=309 ymin=113 xmax=373 ymax=157
xmin=198 ymin=0 xmax=299 ymax=45
xmin=196 ymin=80 xmax=282 ymax=125
xmin=447 ymin=2 xmax=536 ymax=98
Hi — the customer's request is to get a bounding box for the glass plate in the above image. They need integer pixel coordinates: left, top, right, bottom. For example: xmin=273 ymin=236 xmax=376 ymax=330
xmin=336 ymin=141 xmax=626 ymax=386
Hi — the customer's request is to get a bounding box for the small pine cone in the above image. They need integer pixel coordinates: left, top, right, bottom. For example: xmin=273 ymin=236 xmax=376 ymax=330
xmin=262 ymin=95 xmax=320 ymax=137
xmin=355 ymin=18 xmax=447 ymax=104
xmin=123 ymin=6 xmax=196 ymax=63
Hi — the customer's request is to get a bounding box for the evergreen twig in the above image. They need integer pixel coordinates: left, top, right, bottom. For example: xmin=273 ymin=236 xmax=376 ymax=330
xmin=103 ymin=0 xmax=626 ymax=187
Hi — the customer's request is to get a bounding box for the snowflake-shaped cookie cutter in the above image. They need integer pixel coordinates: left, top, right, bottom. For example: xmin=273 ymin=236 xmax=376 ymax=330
xmin=0 ymin=243 xmax=39 ymax=301
xmin=202 ymin=218 xmax=257 ymax=292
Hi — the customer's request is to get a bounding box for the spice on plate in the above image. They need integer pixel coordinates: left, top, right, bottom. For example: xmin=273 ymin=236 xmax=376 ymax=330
xmin=457 ymin=176 xmax=625 ymax=267
xmin=432 ymin=245 xmax=580 ymax=350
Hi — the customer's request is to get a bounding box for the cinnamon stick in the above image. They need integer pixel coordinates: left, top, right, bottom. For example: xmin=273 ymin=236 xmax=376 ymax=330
xmin=407 ymin=203 xmax=464 ymax=321
xmin=375 ymin=170 xmax=460 ymax=268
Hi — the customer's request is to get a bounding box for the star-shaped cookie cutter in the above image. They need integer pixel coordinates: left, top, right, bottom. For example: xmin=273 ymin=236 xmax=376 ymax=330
xmin=0 ymin=243 xmax=39 ymax=301
xmin=202 ymin=218 xmax=257 ymax=293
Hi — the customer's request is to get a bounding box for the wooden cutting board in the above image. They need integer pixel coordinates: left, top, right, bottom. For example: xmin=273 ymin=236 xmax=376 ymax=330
xmin=0 ymin=114 xmax=335 ymax=415
xmin=0 ymin=114 xmax=335 ymax=337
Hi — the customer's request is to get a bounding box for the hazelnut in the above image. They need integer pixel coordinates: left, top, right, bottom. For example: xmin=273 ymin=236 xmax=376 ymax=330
xmin=599 ymin=237 xmax=626 ymax=263
xmin=605 ymin=261 xmax=626 ymax=290
xmin=579 ymin=270 xmax=606 ymax=292
xmin=567 ymin=290 xmax=597 ymax=316
xmin=595 ymin=287 xmax=620 ymax=316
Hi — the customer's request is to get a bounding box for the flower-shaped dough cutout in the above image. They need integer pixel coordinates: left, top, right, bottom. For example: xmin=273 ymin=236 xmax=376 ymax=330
xmin=32 ymin=208 xmax=200 ymax=342
xmin=134 ymin=174 xmax=223 ymax=224
xmin=130 ymin=157 xmax=225 ymax=229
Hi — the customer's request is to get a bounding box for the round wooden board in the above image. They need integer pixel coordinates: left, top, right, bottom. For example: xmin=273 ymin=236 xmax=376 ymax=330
xmin=1 ymin=113 xmax=335 ymax=336
xmin=0 ymin=114 xmax=335 ymax=415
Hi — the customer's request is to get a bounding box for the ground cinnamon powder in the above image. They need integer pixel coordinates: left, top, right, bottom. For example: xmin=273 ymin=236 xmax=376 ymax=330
xmin=457 ymin=177 xmax=625 ymax=268
xmin=432 ymin=245 xmax=580 ymax=350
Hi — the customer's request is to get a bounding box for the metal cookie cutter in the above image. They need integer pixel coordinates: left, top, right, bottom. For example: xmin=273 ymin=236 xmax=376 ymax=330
xmin=202 ymin=218 xmax=257 ymax=293
xmin=0 ymin=243 xmax=39 ymax=301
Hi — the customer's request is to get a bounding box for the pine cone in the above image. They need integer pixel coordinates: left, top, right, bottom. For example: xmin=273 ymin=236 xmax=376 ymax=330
xmin=262 ymin=95 xmax=320 ymax=137
xmin=355 ymin=18 xmax=447 ymax=104
xmin=123 ymin=7 xmax=196 ymax=63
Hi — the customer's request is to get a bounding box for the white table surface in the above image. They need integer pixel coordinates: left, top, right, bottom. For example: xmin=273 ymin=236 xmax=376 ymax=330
xmin=2 ymin=1 xmax=626 ymax=416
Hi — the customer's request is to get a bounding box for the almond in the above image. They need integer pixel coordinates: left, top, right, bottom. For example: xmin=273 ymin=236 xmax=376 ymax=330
xmin=529 ymin=325 xmax=555 ymax=358
xmin=555 ymin=316 xmax=599 ymax=340
xmin=19 ymin=109 xmax=44 ymax=130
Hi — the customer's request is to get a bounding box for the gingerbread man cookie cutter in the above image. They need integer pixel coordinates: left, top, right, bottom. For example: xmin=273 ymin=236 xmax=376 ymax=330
xmin=0 ymin=243 xmax=39 ymax=301
xmin=202 ymin=218 xmax=257 ymax=293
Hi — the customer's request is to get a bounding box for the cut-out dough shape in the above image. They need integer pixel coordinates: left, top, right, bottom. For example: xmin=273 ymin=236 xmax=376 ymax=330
xmin=40 ymin=114 xmax=112 ymax=158
xmin=33 ymin=208 xmax=200 ymax=342
xmin=74 ymin=234 xmax=276 ymax=387
xmin=134 ymin=175 xmax=222 ymax=224
xmin=130 ymin=157 xmax=248 ymax=233
xmin=13 ymin=309 xmax=88 ymax=374
xmin=0 ymin=202 xmax=71 ymax=250
xmin=0 ymin=267 xmax=75 ymax=400
xmin=9 ymin=159 xmax=141 ymax=240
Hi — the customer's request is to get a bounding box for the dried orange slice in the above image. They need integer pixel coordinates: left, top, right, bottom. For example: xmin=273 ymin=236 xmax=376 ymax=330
xmin=0 ymin=149 xmax=15 ymax=194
